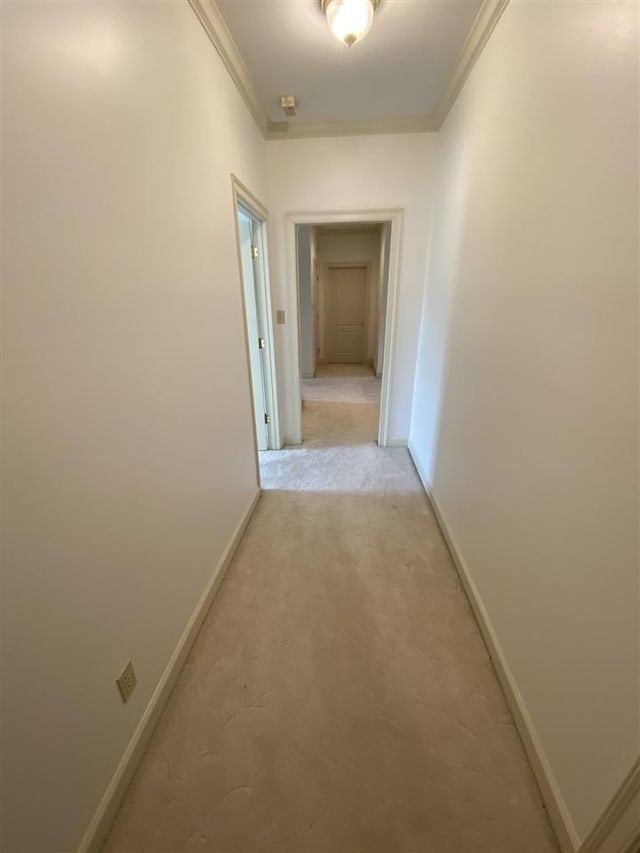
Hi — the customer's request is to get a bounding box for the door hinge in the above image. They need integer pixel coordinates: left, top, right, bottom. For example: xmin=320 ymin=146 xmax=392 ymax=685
xmin=251 ymin=245 xmax=259 ymax=259
xmin=264 ymin=413 xmax=271 ymax=425
xmin=258 ymin=337 xmax=265 ymax=349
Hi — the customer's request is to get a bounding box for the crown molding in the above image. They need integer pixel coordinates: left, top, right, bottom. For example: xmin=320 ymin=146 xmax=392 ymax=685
xmin=266 ymin=113 xmax=438 ymax=140
xmin=188 ymin=0 xmax=270 ymax=136
xmin=188 ymin=0 xmax=509 ymax=141
xmin=433 ymin=0 xmax=510 ymax=128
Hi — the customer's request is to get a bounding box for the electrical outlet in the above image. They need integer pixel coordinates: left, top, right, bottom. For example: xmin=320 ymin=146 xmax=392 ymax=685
xmin=276 ymin=310 xmax=286 ymax=324
xmin=116 ymin=660 xmax=137 ymax=704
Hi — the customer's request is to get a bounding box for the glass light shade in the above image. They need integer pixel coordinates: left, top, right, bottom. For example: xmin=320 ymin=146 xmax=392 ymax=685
xmin=324 ymin=0 xmax=375 ymax=47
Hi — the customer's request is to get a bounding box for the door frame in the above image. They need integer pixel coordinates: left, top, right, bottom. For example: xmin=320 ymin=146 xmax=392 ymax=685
xmin=284 ymin=209 xmax=403 ymax=446
xmin=323 ymin=262 xmax=371 ymax=365
xmin=231 ymin=176 xmax=281 ymax=456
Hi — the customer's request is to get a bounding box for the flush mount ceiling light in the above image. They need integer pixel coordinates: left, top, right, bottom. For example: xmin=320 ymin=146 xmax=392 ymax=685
xmin=321 ymin=0 xmax=380 ymax=47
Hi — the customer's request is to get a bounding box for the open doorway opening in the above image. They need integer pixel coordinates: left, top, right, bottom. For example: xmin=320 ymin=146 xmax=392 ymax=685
xmin=293 ymin=217 xmax=395 ymax=445
xmin=232 ymin=177 xmax=280 ymax=465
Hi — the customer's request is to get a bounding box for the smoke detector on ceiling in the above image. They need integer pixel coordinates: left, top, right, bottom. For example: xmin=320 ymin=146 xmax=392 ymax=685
xmin=280 ymin=95 xmax=297 ymax=117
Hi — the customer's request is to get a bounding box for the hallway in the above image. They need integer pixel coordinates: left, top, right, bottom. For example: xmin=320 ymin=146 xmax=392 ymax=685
xmin=103 ymin=367 xmax=558 ymax=853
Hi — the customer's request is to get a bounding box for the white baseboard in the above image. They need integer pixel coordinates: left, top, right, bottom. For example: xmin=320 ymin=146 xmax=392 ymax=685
xmin=77 ymin=489 xmax=262 ymax=853
xmin=385 ymin=437 xmax=407 ymax=447
xmin=407 ymin=440 xmax=580 ymax=853
xmin=579 ymin=760 xmax=640 ymax=853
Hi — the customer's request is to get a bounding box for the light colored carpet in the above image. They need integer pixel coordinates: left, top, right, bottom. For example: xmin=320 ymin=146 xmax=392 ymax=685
xmin=315 ymin=364 xmax=376 ymax=379
xmin=103 ymin=370 xmax=559 ymax=853
xmin=302 ymin=364 xmax=381 ymax=406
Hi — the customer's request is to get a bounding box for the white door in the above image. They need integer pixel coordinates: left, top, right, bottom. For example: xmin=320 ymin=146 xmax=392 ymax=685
xmin=237 ymin=212 xmax=269 ymax=450
xmin=327 ymin=266 xmax=367 ymax=363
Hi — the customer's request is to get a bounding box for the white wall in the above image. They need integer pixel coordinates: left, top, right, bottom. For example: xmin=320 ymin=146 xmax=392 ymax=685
xmin=1 ymin=3 xmax=266 ymax=851
xmin=310 ymin=226 xmax=319 ymax=376
xmin=297 ymin=226 xmax=314 ymax=378
xmin=409 ymin=0 xmax=639 ymax=843
xmin=266 ymin=134 xmax=438 ymax=444
xmin=301 ymin=225 xmax=321 ymax=378
xmin=316 ymin=229 xmax=382 ymax=363
xmin=376 ymin=222 xmax=392 ymax=377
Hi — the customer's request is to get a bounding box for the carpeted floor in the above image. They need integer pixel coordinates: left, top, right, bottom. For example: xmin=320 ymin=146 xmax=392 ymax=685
xmin=301 ymin=363 xmax=381 ymax=406
xmin=103 ymin=367 xmax=559 ymax=853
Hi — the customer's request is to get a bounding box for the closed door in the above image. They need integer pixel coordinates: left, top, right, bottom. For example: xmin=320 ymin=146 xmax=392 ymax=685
xmin=327 ymin=266 xmax=366 ymax=363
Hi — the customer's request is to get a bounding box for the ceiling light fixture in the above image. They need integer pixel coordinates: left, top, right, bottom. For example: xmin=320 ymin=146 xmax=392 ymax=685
xmin=321 ymin=0 xmax=379 ymax=48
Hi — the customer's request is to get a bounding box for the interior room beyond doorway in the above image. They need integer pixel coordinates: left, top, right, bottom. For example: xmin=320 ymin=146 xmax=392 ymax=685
xmin=297 ymin=222 xmax=391 ymax=381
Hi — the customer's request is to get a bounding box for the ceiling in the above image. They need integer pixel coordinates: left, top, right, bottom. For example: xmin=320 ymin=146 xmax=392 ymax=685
xmin=216 ymin=0 xmax=483 ymax=127
xmin=189 ymin=0 xmax=508 ymax=138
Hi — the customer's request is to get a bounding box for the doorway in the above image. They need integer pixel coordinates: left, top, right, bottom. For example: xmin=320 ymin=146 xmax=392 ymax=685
xmin=232 ymin=176 xmax=280 ymax=459
xmin=287 ymin=212 xmax=400 ymax=446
